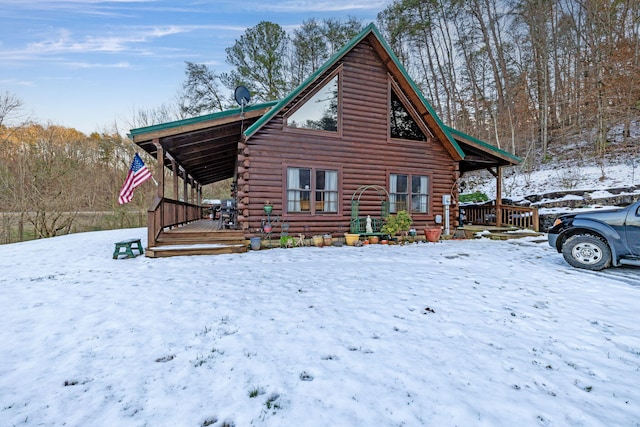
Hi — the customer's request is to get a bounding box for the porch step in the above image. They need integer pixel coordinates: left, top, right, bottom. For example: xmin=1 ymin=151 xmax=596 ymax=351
xmin=147 ymin=228 xmax=247 ymax=258
xmin=458 ymin=225 xmax=543 ymax=240
xmin=484 ymin=231 xmax=545 ymax=240
xmin=156 ymin=234 xmax=245 ymax=246
xmin=146 ymin=244 xmax=247 ymax=258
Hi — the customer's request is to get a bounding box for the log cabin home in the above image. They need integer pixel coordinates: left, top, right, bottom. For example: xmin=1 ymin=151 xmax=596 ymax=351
xmin=129 ymin=24 xmax=532 ymax=257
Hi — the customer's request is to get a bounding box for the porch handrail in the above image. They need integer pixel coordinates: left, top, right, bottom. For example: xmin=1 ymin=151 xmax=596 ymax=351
xmin=463 ymin=204 xmax=539 ymax=231
xmin=147 ymin=196 xmax=202 ymax=247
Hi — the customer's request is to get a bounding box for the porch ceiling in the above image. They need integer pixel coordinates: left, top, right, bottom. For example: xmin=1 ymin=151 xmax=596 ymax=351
xmin=446 ymin=127 xmax=521 ymax=174
xmin=457 ymin=141 xmax=517 ymax=173
xmin=129 ymin=103 xmax=276 ymax=186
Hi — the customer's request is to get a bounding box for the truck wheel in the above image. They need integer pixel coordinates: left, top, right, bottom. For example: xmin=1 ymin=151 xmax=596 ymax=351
xmin=562 ymin=234 xmax=611 ymax=270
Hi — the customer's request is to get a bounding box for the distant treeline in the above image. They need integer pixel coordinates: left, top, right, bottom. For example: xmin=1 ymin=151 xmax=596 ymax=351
xmin=0 ymin=122 xmax=229 ymax=243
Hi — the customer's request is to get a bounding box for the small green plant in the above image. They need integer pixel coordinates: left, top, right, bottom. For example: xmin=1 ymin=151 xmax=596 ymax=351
xmin=260 ymin=393 xmax=283 ymax=420
xmin=459 ymin=191 xmax=489 ymax=203
xmin=279 ymin=235 xmax=294 ymax=248
xmin=265 ymin=393 xmax=281 ymax=410
xmin=382 ymin=210 xmax=412 ymax=240
xmin=202 ymin=417 xmax=217 ymax=426
xmin=248 ymin=386 xmax=263 ymax=398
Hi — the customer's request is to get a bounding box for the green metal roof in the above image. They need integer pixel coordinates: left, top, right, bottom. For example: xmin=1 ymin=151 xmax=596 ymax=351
xmin=445 ymin=126 xmax=521 ymax=164
xmin=128 ymin=101 xmax=279 ymax=139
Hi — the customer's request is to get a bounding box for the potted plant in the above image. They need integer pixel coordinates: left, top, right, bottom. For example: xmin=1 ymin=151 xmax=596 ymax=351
xmin=382 ymin=210 xmax=412 ymax=244
xmin=424 ymin=225 xmax=442 ymax=242
xmin=280 ymin=235 xmax=294 ymax=248
xmin=312 ymin=235 xmax=324 ymax=247
xmin=344 ymin=233 xmax=360 ymax=246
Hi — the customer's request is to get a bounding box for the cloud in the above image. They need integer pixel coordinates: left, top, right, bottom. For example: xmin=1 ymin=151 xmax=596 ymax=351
xmin=25 ymin=26 xmax=190 ymax=55
xmin=239 ymin=0 xmax=391 ymax=13
xmin=0 ymin=23 xmax=240 ymax=64
xmin=63 ymin=61 xmax=132 ymax=69
xmin=0 ymin=78 xmax=34 ymax=87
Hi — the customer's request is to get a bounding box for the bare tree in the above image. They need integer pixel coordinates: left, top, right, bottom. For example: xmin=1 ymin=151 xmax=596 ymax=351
xmin=179 ymin=62 xmax=226 ymax=115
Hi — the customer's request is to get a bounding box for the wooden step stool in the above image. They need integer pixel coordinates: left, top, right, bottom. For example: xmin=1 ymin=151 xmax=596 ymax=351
xmin=113 ymin=238 xmax=144 ymax=259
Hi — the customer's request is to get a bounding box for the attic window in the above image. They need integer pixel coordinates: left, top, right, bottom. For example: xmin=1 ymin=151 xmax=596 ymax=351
xmin=390 ymin=90 xmax=426 ymax=141
xmin=286 ymin=75 xmax=339 ymax=132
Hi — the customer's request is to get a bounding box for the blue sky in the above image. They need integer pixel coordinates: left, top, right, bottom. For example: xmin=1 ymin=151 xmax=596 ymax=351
xmin=0 ymin=0 xmax=391 ymax=134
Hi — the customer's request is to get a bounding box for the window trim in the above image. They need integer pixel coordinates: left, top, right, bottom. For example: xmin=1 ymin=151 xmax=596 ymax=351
xmin=283 ymin=67 xmax=343 ymax=138
xmin=283 ymin=163 xmax=343 ymax=217
xmin=388 ymin=170 xmax=432 ymax=216
xmin=387 ymin=78 xmax=434 ymax=145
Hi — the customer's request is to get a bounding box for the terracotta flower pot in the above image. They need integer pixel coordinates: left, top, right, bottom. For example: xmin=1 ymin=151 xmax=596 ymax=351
xmin=424 ymin=227 xmax=442 ymax=242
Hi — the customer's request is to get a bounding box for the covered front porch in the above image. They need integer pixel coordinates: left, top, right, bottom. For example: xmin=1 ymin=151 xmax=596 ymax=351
xmin=129 ymin=102 xmax=277 ymax=256
xmin=449 ymin=127 xmax=539 ymax=232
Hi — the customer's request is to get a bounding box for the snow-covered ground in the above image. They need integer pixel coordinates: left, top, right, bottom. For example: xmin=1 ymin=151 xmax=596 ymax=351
xmin=1 ymin=228 xmax=639 ymax=426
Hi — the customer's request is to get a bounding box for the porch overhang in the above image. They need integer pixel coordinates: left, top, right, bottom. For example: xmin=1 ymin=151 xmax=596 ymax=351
xmin=445 ymin=126 xmax=521 ymax=173
xmin=128 ymin=101 xmax=277 ymax=186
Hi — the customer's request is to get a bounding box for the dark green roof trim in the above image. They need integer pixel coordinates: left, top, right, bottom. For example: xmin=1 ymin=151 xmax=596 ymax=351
xmin=445 ymin=126 xmax=521 ymax=164
xmin=244 ymin=23 xmax=464 ymax=160
xmin=128 ymin=101 xmax=279 ymax=139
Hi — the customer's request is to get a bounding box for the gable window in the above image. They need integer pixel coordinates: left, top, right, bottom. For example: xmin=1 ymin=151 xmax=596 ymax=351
xmin=287 ymin=167 xmax=338 ymax=213
xmin=286 ymin=74 xmax=339 ymax=132
xmin=390 ymin=173 xmax=429 ymax=213
xmin=390 ymin=90 xmax=427 ymax=141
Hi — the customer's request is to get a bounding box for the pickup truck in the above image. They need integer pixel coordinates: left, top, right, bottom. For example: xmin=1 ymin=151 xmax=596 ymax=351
xmin=548 ymin=200 xmax=640 ymax=270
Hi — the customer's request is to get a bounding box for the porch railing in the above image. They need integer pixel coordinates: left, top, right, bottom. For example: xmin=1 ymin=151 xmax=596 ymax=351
xmin=148 ymin=196 xmax=202 ymax=247
xmin=463 ymin=204 xmax=539 ymax=232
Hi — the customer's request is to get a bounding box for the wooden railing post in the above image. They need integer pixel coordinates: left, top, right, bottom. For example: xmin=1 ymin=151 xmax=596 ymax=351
xmin=496 ymin=166 xmax=503 ymax=227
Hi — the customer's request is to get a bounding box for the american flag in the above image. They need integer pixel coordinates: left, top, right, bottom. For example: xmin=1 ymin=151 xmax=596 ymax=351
xmin=118 ymin=153 xmax=152 ymax=204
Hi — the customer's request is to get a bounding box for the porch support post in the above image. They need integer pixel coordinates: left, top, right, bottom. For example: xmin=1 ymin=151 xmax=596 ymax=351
xmin=496 ymin=166 xmax=503 ymax=227
xmin=190 ymin=178 xmax=195 ymax=205
xmin=153 ymin=139 xmax=164 ymax=199
xmin=190 ymin=178 xmax=197 ymax=221
xmin=172 ymin=159 xmax=178 ymax=227
xmin=183 ymin=170 xmax=188 ymax=222
xmin=150 ymin=139 xmax=164 ymax=248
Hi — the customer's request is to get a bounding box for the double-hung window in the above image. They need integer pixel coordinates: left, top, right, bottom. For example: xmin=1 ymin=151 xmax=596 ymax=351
xmin=390 ymin=173 xmax=429 ymax=214
xmin=287 ymin=167 xmax=338 ymax=214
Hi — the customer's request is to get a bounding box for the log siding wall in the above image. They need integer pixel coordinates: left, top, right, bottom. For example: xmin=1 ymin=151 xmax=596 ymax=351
xmin=239 ymin=38 xmax=459 ymax=236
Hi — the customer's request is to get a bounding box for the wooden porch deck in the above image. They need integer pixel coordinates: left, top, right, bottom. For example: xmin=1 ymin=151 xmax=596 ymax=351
xmin=456 ymin=224 xmax=544 ymax=240
xmin=166 ymin=218 xmax=222 ymax=232
xmin=146 ymin=219 xmax=248 ymax=258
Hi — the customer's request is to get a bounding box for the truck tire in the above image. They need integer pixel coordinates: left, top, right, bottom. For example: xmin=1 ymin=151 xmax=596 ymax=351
xmin=561 ymin=234 xmax=612 ymax=271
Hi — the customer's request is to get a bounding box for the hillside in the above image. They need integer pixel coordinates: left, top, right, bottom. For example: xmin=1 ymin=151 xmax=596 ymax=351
xmin=466 ymin=122 xmax=640 ymax=211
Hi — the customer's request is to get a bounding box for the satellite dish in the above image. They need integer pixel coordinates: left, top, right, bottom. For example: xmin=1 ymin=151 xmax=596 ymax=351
xmin=234 ymin=86 xmax=251 ymax=107
xmin=234 ymin=86 xmax=251 ymax=118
